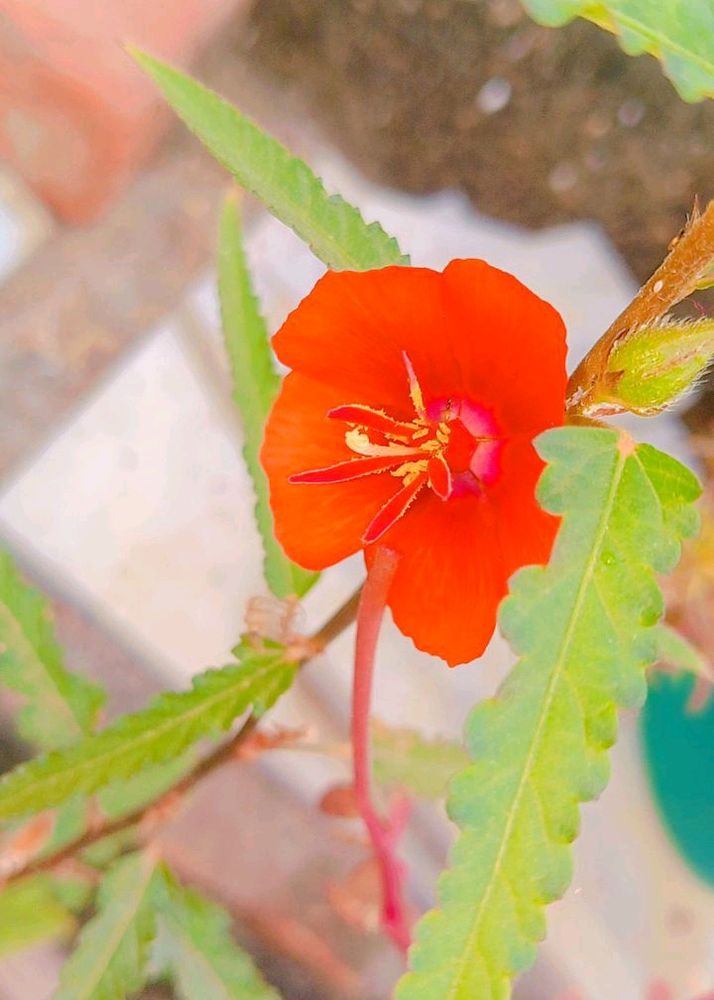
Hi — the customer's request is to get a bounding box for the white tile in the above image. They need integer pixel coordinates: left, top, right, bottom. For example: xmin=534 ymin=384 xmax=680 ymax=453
xmin=0 ymin=324 xmax=265 ymax=681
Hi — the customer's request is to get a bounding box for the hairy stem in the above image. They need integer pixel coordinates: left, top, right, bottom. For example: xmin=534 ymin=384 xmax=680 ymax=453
xmin=352 ymin=546 xmax=410 ymax=953
xmin=567 ymin=199 xmax=714 ymax=414
xmin=2 ymin=586 xmax=363 ymax=887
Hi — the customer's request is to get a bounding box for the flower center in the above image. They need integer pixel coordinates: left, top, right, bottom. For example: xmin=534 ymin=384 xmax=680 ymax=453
xmin=289 ymin=353 xmax=503 ymax=544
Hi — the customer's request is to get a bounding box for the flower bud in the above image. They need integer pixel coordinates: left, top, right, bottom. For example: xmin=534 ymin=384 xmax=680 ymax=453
xmin=593 ymin=318 xmax=714 ymax=416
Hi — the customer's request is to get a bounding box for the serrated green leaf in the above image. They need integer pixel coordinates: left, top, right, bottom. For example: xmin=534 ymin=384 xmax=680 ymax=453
xmin=152 ymin=871 xmax=280 ymax=1000
xmin=132 ymin=49 xmax=408 ymax=270
xmin=218 ymin=196 xmax=317 ymax=599
xmin=0 ymin=873 xmax=89 ymax=956
xmin=53 ymin=853 xmax=159 ymax=1000
xmin=97 ymin=751 xmax=197 ymax=820
xmin=396 ymin=427 xmax=700 ymax=1000
xmin=372 ymin=721 xmax=470 ymax=800
xmin=519 ymin=0 xmax=714 ymax=101
xmin=0 ymin=641 xmax=295 ymax=821
xmin=0 ymin=550 xmax=105 ymax=749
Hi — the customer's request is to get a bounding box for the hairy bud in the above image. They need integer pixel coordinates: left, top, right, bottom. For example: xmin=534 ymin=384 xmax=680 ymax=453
xmin=576 ymin=317 xmax=714 ymax=417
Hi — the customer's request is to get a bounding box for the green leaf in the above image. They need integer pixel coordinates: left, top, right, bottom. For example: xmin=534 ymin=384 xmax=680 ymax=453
xmin=0 ymin=550 xmax=105 ymax=749
xmin=651 ymin=622 xmax=712 ymax=682
xmin=218 ymin=195 xmax=317 ymax=598
xmin=53 ymin=853 xmax=159 ymax=1000
xmin=372 ymin=721 xmax=470 ymax=799
xmin=153 ymin=871 xmax=281 ymax=1000
xmin=97 ymin=751 xmax=197 ymax=819
xmin=131 ymin=49 xmax=408 ymax=270
xmin=0 ymin=641 xmax=295 ymax=821
xmin=0 ymin=873 xmax=90 ymax=956
xmin=519 ymin=0 xmax=714 ymax=102
xmin=396 ymin=427 xmax=700 ymax=1000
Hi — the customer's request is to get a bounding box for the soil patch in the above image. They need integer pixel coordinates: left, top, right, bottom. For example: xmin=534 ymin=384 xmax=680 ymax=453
xmin=246 ymin=0 xmax=713 ymax=284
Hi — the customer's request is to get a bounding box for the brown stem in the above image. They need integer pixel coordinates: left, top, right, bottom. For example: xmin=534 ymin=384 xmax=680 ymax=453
xmin=567 ymin=200 xmax=714 ymax=414
xmin=2 ymin=587 xmax=362 ymax=887
xmin=310 ymin=587 xmax=362 ymax=651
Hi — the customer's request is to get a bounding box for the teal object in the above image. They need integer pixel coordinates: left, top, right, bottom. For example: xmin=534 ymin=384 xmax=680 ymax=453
xmin=641 ymin=672 xmax=714 ymax=886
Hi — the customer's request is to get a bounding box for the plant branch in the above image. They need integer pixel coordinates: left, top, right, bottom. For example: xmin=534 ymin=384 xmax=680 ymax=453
xmin=567 ymin=200 xmax=714 ymax=414
xmin=1 ymin=586 xmax=363 ymax=887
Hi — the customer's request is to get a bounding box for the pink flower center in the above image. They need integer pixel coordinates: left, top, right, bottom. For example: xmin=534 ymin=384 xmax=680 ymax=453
xmin=289 ymin=354 xmax=504 ymax=544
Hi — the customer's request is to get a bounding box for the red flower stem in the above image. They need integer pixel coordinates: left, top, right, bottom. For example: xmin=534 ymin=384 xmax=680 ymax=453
xmin=352 ymin=545 xmax=411 ymax=953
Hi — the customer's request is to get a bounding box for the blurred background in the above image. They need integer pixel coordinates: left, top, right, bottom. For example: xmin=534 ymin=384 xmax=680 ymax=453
xmin=0 ymin=1 xmax=713 ymax=998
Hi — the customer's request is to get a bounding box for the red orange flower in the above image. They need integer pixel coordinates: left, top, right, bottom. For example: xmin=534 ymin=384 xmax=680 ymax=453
xmin=261 ymin=260 xmax=567 ymax=665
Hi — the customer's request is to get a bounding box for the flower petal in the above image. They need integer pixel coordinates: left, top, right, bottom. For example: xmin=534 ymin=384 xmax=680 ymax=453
xmin=367 ymin=493 xmax=506 ymax=666
xmin=442 ymin=259 xmax=567 ymax=434
xmin=272 ymin=267 xmax=459 ymax=416
xmin=365 ymin=438 xmax=558 ymax=666
xmin=362 ymin=471 xmax=428 ymax=544
xmin=261 ymin=372 xmax=397 ymax=570
xmin=489 ymin=436 xmax=559 ymax=576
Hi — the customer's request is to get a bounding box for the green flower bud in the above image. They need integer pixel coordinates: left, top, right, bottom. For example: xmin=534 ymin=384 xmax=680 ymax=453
xmin=596 ymin=317 xmax=714 ymax=416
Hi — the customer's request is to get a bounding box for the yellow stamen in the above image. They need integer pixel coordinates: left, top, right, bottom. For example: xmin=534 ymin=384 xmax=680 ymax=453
xmin=345 ymin=428 xmax=423 ymax=458
xmin=391 ymin=459 xmax=428 ymax=485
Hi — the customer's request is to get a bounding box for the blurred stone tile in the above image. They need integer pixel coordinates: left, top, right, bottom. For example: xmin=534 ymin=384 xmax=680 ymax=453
xmin=0 ymin=940 xmax=64 ymax=1000
xmin=0 ymin=145 xmax=230 ymax=482
xmin=0 ymin=0 xmax=246 ymax=222
xmin=0 ymin=320 xmax=264 ymax=681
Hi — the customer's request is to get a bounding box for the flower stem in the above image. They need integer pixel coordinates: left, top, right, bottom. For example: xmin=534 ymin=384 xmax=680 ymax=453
xmin=352 ymin=545 xmax=411 ymax=953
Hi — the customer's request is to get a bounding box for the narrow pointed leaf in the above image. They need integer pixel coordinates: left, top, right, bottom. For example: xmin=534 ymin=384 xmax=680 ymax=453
xmin=53 ymin=853 xmax=159 ymax=1000
xmin=153 ymin=872 xmax=280 ymax=999
xmin=0 ymin=641 xmax=295 ymax=820
xmin=0 ymin=550 xmax=105 ymax=749
xmin=132 ymin=50 xmax=407 ymax=270
xmin=396 ymin=427 xmax=700 ymax=999
xmin=518 ymin=0 xmax=714 ymax=102
xmin=372 ymin=721 xmax=470 ymax=799
xmin=652 ymin=622 xmax=711 ymax=682
xmin=218 ymin=196 xmax=316 ymax=598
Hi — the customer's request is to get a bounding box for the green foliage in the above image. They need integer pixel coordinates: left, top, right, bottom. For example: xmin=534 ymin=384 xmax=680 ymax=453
xmin=519 ymin=0 xmax=714 ymax=102
xmin=218 ymin=195 xmax=317 ymax=598
xmin=0 ymin=550 xmax=105 ymax=749
xmin=0 ymin=872 xmax=91 ymax=956
xmin=53 ymin=853 xmax=159 ymax=1000
xmin=652 ymin=622 xmax=709 ymax=680
xmin=132 ymin=50 xmax=408 ymax=271
xmin=396 ymin=426 xmax=700 ymax=1000
xmin=0 ymin=641 xmax=295 ymax=821
xmin=153 ymin=871 xmax=281 ymax=999
xmin=372 ymin=721 xmax=470 ymax=799
xmin=97 ymin=752 xmax=197 ymax=819
xmin=605 ymin=318 xmax=714 ymax=415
